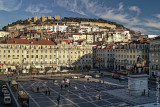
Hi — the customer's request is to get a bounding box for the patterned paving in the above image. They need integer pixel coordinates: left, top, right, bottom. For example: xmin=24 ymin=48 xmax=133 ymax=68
xmin=11 ymin=78 xmax=130 ymax=107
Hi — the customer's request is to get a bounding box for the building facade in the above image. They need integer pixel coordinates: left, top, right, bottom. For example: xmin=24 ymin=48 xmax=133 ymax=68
xmin=149 ymin=37 xmax=160 ymax=78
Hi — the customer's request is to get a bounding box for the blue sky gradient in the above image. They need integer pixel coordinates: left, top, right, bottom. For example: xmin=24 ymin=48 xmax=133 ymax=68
xmin=0 ymin=0 xmax=160 ymax=34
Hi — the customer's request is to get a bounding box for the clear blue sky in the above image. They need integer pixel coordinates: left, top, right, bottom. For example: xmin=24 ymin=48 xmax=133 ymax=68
xmin=0 ymin=0 xmax=160 ymax=34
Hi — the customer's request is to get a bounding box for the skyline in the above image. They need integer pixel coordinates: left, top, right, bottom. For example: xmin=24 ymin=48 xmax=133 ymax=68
xmin=0 ymin=0 xmax=160 ymax=34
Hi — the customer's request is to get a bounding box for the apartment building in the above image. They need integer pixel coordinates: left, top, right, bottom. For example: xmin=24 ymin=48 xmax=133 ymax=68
xmin=93 ymin=45 xmax=114 ymax=70
xmin=0 ymin=38 xmax=95 ymax=72
xmin=56 ymin=40 xmax=95 ymax=70
xmin=0 ymin=31 xmax=10 ymax=38
xmin=114 ymin=40 xmax=149 ymax=73
xmin=113 ymin=30 xmax=131 ymax=43
xmin=149 ymin=37 xmax=160 ymax=78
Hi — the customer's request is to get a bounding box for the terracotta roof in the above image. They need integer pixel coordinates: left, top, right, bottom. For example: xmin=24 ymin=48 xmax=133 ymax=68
xmin=72 ymin=33 xmax=81 ymax=35
xmin=75 ymin=39 xmax=85 ymax=43
xmin=104 ymin=45 xmax=112 ymax=49
xmin=7 ymin=38 xmax=56 ymax=45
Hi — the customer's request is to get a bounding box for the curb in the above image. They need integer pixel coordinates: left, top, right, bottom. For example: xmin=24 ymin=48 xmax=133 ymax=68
xmin=6 ymin=82 xmax=20 ymax=107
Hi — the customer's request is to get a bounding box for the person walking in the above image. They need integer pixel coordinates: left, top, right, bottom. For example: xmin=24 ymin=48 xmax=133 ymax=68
xmin=98 ymin=94 xmax=101 ymax=100
xmin=57 ymin=94 xmax=60 ymax=106
xmin=37 ymin=86 xmax=39 ymax=92
xmin=61 ymin=85 xmax=63 ymax=89
xmin=48 ymin=88 xmax=50 ymax=96
xmin=45 ymin=88 xmax=48 ymax=96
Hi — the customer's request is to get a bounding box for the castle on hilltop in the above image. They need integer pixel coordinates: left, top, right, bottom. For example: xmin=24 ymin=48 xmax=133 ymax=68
xmin=27 ymin=15 xmax=60 ymax=22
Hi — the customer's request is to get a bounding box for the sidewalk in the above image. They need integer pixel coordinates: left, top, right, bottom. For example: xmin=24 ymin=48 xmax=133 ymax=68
xmin=106 ymin=88 xmax=157 ymax=105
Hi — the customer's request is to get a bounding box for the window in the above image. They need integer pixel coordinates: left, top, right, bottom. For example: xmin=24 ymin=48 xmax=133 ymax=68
xmin=8 ymin=50 xmax=10 ymax=53
xmin=17 ymin=50 xmax=19 ymax=53
xmin=36 ymin=55 xmax=38 ymax=58
xmin=17 ymin=55 xmax=19 ymax=58
xmin=45 ymin=50 xmax=47 ymax=53
xmin=27 ymin=55 xmax=29 ymax=58
xmin=41 ymin=55 xmax=43 ymax=59
xmin=130 ymin=55 xmax=132 ymax=58
xmin=36 ymin=50 xmax=38 ymax=53
xmin=4 ymin=50 xmax=5 ymax=53
xmin=8 ymin=55 xmax=10 ymax=58
xmin=41 ymin=50 xmax=43 ymax=53
xmin=32 ymin=55 xmax=34 ymax=58
xmin=50 ymin=55 xmax=52 ymax=59
xmin=45 ymin=55 xmax=47 ymax=58
xmin=22 ymin=55 xmax=23 ymax=58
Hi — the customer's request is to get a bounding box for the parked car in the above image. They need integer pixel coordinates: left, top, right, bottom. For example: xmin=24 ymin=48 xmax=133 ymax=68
xmin=3 ymin=90 xmax=10 ymax=97
xmin=4 ymin=96 xmax=11 ymax=104
xmin=71 ymin=76 xmax=80 ymax=79
xmin=93 ymin=74 xmax=101 ymax=78
xmin=112 ymin=73 xmax=126 ymax=80
xmin=84 ymin=75 xmax=92 ymax=78
xmin=2 ymin=84 xmax=7 ymax=89
xmin=2 ymin=87 xmax=8 ymax=94
xmin=121 ymin=70 xmax=128 ymax=75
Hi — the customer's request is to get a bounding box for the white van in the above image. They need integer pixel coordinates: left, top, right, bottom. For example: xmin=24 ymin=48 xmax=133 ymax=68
xmin=4 ymin=96 xmax=11 ymax=104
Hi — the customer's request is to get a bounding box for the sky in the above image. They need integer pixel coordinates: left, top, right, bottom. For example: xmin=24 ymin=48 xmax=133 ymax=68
xmin=0 ymin=0 xmax=160 ymax=35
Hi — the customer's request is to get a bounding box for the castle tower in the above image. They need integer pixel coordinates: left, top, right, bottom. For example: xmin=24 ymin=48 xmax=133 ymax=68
xmin=41 ymin=16 xmax=46 ymax=22
xmin=33 ymin=16 xmax=38 ymax=22
xmin=55 ymin=15 xmax=60 ymax=20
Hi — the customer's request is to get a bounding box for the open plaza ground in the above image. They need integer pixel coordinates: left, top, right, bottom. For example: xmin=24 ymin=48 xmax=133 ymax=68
xmin=11 ymin=77 xmax=131 ymax=107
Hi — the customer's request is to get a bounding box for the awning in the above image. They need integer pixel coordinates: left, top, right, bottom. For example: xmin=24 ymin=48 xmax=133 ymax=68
xmin=11 ymin=66 xmax=16 ymax=70
xmin=35 ymin=66 xmax=41 ymax=69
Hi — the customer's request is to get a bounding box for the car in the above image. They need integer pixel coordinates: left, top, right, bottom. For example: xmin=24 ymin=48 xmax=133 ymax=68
xmin=2 ymin=87 xmax=8 ymax=94
xmin=121 ymin=71 xmax=128 ymax=75
xmin=94 ymin=74 xmax=101 ymax=78
xmin=112 ymin=73 xmax=126 ymax=80
xmin=112 ymin=73 xmax=121 ymax=79
xmin=71 ymin=76 xmax=80 ymax=79
xmin=2 ymin=84 xmax=7 ymax=89
xmin=84 ymin=75 xmax=92 ymax=78
xmin=3 ymin=90 xmax=10 ymax=97
xmin=4 ymin=96 xmax=11 ymax=104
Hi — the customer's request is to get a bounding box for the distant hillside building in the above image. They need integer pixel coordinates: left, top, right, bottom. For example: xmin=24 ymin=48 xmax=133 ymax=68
xmin=81 ymin=21 xmax=116 ymax=29
xmin=27 ymin=15 xmax=60 ymax=22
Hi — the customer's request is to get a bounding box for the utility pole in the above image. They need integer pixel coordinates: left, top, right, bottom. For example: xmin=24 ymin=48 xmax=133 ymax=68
xmin=156 ymin=72 xmax=160 ymax=105
xmin=99 ymin=60 xmax=100 ymax=73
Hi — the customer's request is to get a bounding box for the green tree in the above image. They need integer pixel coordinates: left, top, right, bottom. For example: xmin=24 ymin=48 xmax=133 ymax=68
xmin=29 ymin=66 xmax=33 ymax=74
xmin=34 ymin=19 xmax=41 ymax=25
xmin=74 ymin=65 xmax=79 ymax=71
xmin=60 ymin=66 xmax=65 ymax=71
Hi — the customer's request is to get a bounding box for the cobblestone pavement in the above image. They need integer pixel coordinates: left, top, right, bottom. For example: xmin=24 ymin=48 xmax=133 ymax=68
xmin=11 ymin=78 xmax=131 ymax=107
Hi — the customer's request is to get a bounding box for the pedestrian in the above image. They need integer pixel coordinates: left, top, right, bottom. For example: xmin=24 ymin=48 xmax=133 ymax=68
xmin=57 ymin=94 xmax=60 ymax=106
xmin=61 ymin=85 xmax=63 ymax=89
xmin=98 ymin=95 xmax=101 ymax=100
xmin=48 ymin=88 xmax=50 ymax=96
xmin=45 ymin=89 xmax=47 ymax=96
xmin=148 ymin=88 xmax=150 ymax=97
xmin=37 ymin=86 xmax=39 ymax=92
xmin=119 ymin=78 xmax=121 ymax=83
xmin=87 ymin=78 xmax=89 ymax=82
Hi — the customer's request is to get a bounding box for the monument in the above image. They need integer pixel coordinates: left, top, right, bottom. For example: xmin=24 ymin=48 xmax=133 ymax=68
xmin=127 ymin=55 xmax=149 ymax=96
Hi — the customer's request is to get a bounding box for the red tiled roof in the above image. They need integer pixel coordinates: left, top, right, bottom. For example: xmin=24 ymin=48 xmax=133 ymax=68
xmin=104 ymin=45 xmax=112 ymax=49
xmin=72 ymin=33 xmax=81 ymax=35
xmin=7 ymin=38 xmax=56 ymax=45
